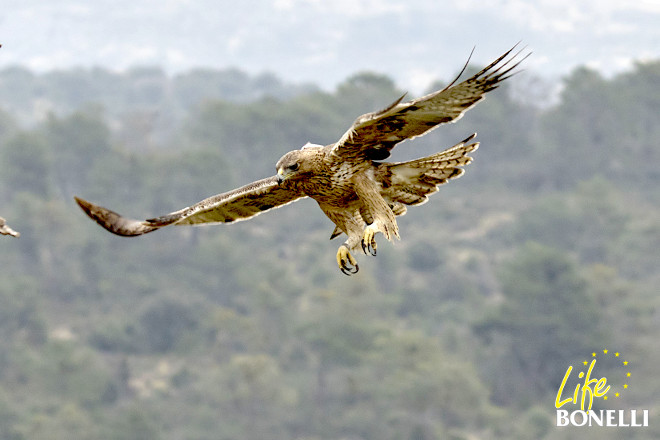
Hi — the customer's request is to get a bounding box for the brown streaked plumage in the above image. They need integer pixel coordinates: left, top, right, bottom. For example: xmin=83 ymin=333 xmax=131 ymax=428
xmin=0 ymin=216 xmax=20 ymax=238
xmin=75 ymin=45 xmax=528 ymax=275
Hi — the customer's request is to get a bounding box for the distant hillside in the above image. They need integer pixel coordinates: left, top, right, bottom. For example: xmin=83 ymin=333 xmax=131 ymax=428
xmin=0 ymin=59 xmax=658 ymax=440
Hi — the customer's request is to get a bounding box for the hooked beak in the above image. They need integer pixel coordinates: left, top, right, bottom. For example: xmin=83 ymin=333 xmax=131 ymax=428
xmin=277 ymin=169 xmax=285 ymax=184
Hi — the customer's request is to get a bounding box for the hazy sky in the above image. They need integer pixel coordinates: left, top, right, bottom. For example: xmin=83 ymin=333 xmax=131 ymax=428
xmin=2 ymin=0 xmax=659 ymax=91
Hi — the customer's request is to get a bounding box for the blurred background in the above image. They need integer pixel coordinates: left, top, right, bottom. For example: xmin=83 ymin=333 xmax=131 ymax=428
xmin=0 ymin=1 xmax=658 ymax=439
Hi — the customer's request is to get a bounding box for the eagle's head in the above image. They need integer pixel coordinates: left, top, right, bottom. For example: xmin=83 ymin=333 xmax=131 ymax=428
xmin=276 ymin=144 xmax=323 ymax=183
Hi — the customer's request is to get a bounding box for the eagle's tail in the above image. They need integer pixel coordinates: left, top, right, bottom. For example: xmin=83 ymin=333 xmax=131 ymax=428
xmin=379 ymin=133 xmax=479 ymax=212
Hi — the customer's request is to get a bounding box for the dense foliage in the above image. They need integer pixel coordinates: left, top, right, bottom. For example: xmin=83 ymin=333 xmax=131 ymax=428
xmin=0 ymin=60 xmax=659 ymax=439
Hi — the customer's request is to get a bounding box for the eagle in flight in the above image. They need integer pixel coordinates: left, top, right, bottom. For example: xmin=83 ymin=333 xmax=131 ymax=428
xmin=76 ymin=45 xmax=528 ymax=275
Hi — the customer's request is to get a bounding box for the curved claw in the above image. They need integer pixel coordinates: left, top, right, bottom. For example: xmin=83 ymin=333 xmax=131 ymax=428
xmin=361 ymin=237 xmax=377 ymax=256
xmin=337 ymin=244 xmax=359 ymax=275
xmin=361 ymin=226 xmax=378 ymax=256
xmin=341 ymin=265 xmax=358 ymax=276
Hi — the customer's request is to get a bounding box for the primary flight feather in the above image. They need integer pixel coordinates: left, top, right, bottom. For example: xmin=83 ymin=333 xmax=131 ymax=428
xmin=75 ymin=45 xmax=528 ymax=275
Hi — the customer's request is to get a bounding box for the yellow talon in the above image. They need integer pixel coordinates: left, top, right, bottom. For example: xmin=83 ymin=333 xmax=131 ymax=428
xmin=361 ymin=225 xmax=378 ymax=256
xmin=337 ymin=244 xmax=359 ymax=275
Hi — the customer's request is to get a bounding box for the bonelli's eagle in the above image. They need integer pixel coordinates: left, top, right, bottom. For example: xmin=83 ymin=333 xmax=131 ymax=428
xmin=76 ymin=45 xmax=528 ymax=275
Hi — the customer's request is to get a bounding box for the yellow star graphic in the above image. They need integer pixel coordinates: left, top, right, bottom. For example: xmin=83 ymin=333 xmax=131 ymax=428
xmin=627 ymin=372 xmax=631 ymax=377
xmin=603 ymin=349 xmax=608 ymax=354
xmin=623 ymin=361 xmax=629 ymax=366
xmin=583 ymin=361 xmax=588 ymax=366
xmin=615 ymin=392 xmax=620 ymax=397
xmin=603 ymin=396 xmax=608 ymax=400
xmin=592 ymin=352 xmax=597 ymax=357
xmin=615 ymin=352 xmax=620 ymax=357
xmin=623 ymin=384 xmax=628 ymax=389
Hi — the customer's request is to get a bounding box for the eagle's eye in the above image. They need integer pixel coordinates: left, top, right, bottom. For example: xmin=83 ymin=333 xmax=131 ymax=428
xmin=288 ymin=163 xmax=300 ymax=172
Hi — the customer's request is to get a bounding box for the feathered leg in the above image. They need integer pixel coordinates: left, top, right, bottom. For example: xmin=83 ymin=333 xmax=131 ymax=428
xmin=320 ymin=205 xmax=365 ymax=275
xmin=353 ymin=172 xmax=399 ymax=242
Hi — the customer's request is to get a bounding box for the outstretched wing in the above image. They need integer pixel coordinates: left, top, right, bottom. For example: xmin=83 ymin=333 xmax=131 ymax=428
xmin=75 ymin=176 xmax=306 ymax=237
xmin=379 ymin=133 xmax=479 ymax=209
xmin=331 ymin=44 xmax=529 ymax=161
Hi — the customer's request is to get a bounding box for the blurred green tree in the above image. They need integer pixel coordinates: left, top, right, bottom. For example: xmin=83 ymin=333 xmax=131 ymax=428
xmin=474 ymin=243 xmax=603 ymax=405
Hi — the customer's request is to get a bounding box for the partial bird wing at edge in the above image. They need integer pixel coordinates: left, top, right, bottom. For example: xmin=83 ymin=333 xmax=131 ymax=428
xmin=75 ymin=176 xmax=306 ymax=237
xmin=0 ymin=216 xmax=20 ymax=237
xmin=330 ymin=44 xmax=530 ymax=161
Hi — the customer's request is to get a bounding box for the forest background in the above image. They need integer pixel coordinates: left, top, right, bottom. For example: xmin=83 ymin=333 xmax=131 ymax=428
xmin=0 ymin=52 xmax=659 ymax=439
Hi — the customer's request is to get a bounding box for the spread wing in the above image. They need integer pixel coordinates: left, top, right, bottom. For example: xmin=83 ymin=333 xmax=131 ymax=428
xmin=331 ymin=44 xmax=529 ymax=161
xmin=0 ymin=216 xmax=20 ymax=237
xmin=75 ymin=176 xmax=306 ymax=237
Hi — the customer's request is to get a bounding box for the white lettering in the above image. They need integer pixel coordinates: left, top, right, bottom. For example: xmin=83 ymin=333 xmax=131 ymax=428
xmin=606 ymin=410 xmax=616 ymax=426
xmin=571 ymin=410 xmax=588 ymax=426
xmin=557 ymin=409 xmax=650 ymax=427
xmin=588 ymin=410 xmax=603 ymax=426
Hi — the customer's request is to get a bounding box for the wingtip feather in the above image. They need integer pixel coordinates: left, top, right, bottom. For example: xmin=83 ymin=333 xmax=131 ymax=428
xmin=74 ymin=196 xmax=158 ymax=237
xmin=0 ymin=216 xmax=20 ymax=237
